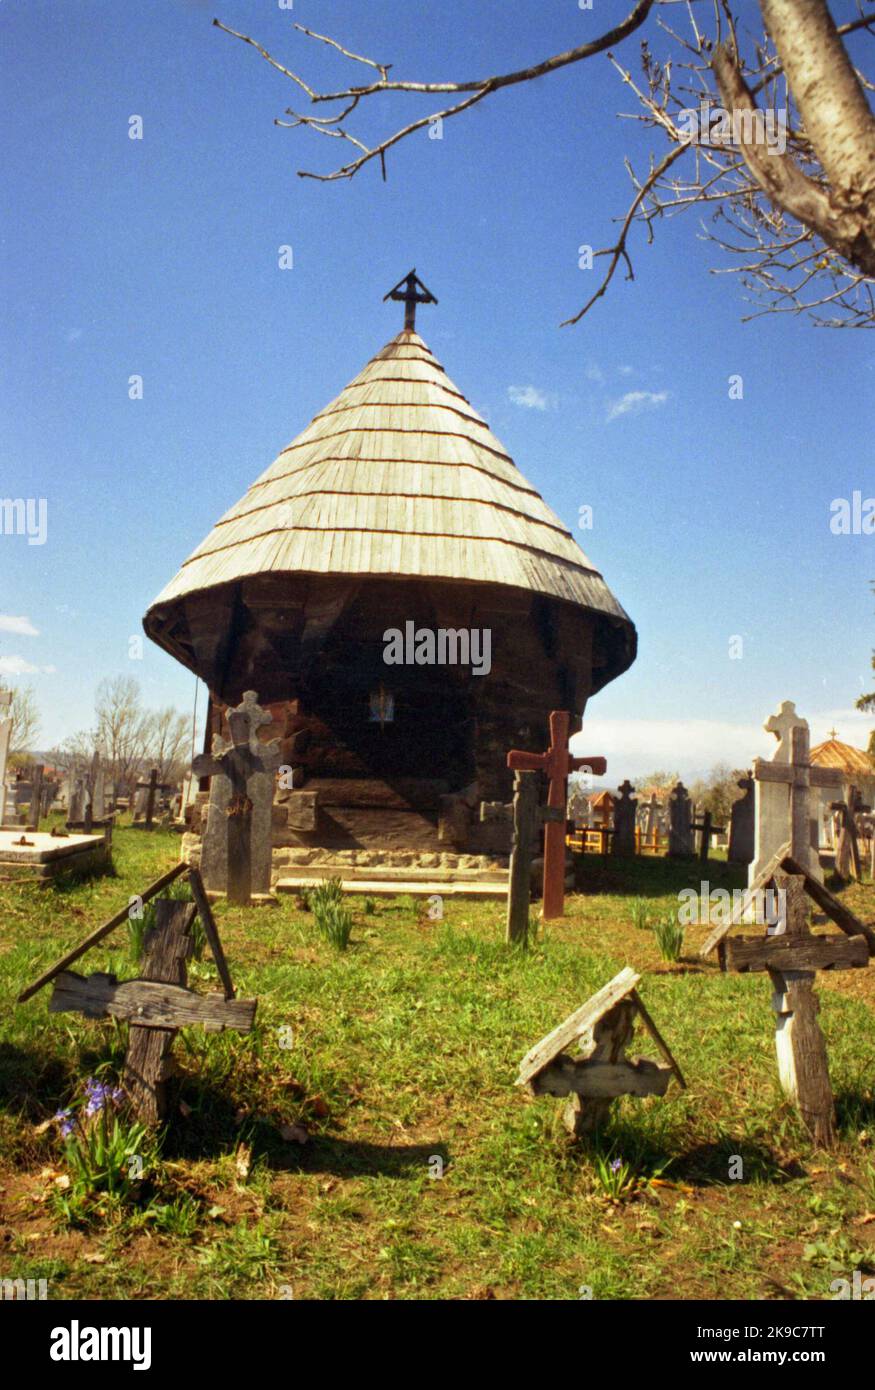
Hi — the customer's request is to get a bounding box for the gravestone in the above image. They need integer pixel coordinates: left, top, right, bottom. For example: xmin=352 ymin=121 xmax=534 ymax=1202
xmin=193 ymin=690 xmax=282 ymax=905
xmin=66 ymin=776 xmax=85 ymax=827
xmin=611 ymin=780 xmax=638 ymax=856
xmin=668 ymin=781 xmax=693 ymax=857
xmin=751 ymin=702 xmax=841 ymax=886
xmin=728 ymin=773 xmax=755 ymax=865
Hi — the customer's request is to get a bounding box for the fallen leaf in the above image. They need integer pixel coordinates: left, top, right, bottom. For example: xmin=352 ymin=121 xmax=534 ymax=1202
xmin=83 ymin=1252 xmax=106 ymax=1264
xmin=53 ymin=1175 xmax=70 ymax=1190
xmin=178 ymin=1100 xmax=192 ymax=1119
xmin=235 ymin=1143 xmax=252 ymax=1180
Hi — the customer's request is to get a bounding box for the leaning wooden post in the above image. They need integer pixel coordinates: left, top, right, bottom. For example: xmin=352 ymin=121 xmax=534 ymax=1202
xmin=480 ymin=771 xmax=564 ymax=944
xmin=28 ymin=764 xmax=44 ymax=833
xmin=122 ymin=900 xmax=195 ymax=1125
xmin=144 ymin=769 xmax=159 ymax=831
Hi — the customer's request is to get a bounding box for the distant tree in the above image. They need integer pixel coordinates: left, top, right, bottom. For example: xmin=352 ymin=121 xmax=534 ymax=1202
xmin=144 ymin=707 xmax=190 ymax=786
xmin=636 ymin=770 xmax=681 ymax=794
xmin=5 ymin=683 xmax=40 ymax=758
xmin=94 ymin=676 xmax=151 ymax=796
xmin=689 ymin=763 xmax=747 ymax=825
xmin=217 ymin=0 xmax=875 ymax=327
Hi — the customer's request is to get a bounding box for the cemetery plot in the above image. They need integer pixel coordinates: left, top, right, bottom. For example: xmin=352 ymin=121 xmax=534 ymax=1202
xmin=0 ymin=827 xmax=110 ymax=882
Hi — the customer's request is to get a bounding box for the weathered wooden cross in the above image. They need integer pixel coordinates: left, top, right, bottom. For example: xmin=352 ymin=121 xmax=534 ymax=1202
xmin=831 ymin=797 xmax=863 ymax=881
xmin=517 ymin=967 xmax=685 ymax=1138
xmin=723 ymin=867 xmax=869 ymax=1146
xmin=507 ymin=710 xmax=606 ymax=920
xmin=193 ymin=690 xmax=282 ymax=906
xmin=480 ymin=769 xmax=565 ymax=944
xmin=18 ymin=863 xmax=255 ymax=1125
xmin=690 ymin=808 xmax=725 ymax=863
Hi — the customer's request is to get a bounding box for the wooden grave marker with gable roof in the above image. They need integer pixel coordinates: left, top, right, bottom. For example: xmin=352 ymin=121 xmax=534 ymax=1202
xmin=516 ymin=967 xmax=685 ymax=1137
xmin=17 ymin=863 xmax=256 ymax=1125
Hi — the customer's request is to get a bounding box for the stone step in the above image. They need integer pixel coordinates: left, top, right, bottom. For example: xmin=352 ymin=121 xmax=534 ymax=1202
xmin=274 ymin=863 xmax=508 ymax=884
xmin=275 ymin=876 xmax=508 ymax=900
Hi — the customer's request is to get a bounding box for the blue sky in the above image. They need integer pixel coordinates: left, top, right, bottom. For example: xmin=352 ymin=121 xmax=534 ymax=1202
xmin=2 ymin=0 xmax=873 ymax=780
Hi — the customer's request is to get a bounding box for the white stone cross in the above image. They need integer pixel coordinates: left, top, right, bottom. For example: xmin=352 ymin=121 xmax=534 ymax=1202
xmin=751 ymin=701 xmax=842 ymax=886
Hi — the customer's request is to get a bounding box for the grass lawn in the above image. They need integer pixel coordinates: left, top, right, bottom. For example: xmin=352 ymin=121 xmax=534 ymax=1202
xmin=1 ymin=825 xmax=874 ymax=1301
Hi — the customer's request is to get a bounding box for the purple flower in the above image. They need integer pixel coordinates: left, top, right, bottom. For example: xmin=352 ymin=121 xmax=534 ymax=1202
xmin=611 ymin=1157 xmax=622 ymax=1172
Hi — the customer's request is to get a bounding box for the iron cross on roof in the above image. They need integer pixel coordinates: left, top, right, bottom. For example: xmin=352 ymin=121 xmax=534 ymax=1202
xmin=384 ymin=269 xmax=438 ymax=332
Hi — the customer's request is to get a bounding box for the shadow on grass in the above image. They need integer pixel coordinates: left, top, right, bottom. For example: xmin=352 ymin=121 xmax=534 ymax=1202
xmin=572 ymin=854 xmax=747 ymax=900
xmin=162 ymin=1085 xmax=448 ymax=1177
xmin=571 ymin=1117 xmax=807 ymax=1188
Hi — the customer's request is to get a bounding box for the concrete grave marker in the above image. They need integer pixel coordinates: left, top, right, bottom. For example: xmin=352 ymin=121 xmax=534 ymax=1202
xmin=611 ymin=780 xmax=637 ymax=856
xmin=751 ymin=702 xmax=842 ymax=886
xmin=668 ymin=781 xmax=693 ymax=857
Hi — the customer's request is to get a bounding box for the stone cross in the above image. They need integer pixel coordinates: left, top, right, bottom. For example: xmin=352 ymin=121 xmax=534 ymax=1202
xmin=507 ymin=710 xmax=606 ymax=920
xmin=0 ymin=691 xmax=11 ymax=827
xmin=667 ymin=781 xmax=693 ymax=857
xmin=192 ymin=691 xmax=282 ymax=906
xmin=480 ymin=769 xmax=565 ymax=944
xmin=751 ymin=702 xmax=842 ymax=886
xmin=728 ymin=773 xmax=755 ymax=865
xmin=611 ymin=780 xmax=638 ymax=857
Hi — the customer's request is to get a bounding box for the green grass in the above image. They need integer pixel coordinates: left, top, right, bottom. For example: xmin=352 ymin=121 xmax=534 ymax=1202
xmin=1 ymin=828 xmax=874 ymax=1300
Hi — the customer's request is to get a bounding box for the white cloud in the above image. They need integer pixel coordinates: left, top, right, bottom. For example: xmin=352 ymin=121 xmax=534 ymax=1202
xmin=585 ymin=362 xmax=605 ymax=385
xmin=0 ymin=655 xmax=56 ymax=676
xmin=618 ymin=365 xmax=634 ymax=376
xmin=508 ymin=384 xmax=554 ymax=411
xmin=0 ymin=614 xmax=39 ymax=636
xmin=606 ymin=389 xmax=668 ymax=422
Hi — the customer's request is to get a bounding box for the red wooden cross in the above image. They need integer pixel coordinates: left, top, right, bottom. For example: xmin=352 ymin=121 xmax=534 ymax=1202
xmin=507 ymin=710 xmax=607 ymax=920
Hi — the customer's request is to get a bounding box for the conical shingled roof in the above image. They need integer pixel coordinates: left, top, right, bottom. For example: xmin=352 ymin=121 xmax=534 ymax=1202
xmin=145 ymin=329 xmax=633 ymax=637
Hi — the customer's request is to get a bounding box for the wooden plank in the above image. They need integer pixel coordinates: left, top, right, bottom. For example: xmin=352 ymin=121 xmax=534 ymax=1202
xmin=49 ymin=971 xmax=256 ymax=1032
xmin=630 ymin=988 xmax=686 ymax=1089
xmin=699 ymin=842 xmax=790 ymax=958
xmin=187 ymin=866 xmax=236 ymax=999
xmin=17 ymin=861 xmax=189 ymax=1003
xmin=123 ymin=901 xmax=194 ymax=1124
xmin=726 ymin=932 xmax=869 ymax=974
xmin=516 ymin=967 xmax=640 ymax=1086
xmin=779 ymin=853 xmax=875 ymax=954
xmin=531 ymin=1056 xmax=673 ymax=1099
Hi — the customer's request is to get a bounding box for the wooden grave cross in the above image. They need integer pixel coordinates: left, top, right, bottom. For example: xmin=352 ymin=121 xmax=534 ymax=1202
xmin=192 ymin=690 xmax=282 ymax=906
xmin=480 ymin=769 xmax=565 ymax=944
xmin=517 ymin=967 xmax=685 ymax=1137
xmin=831 ymin=798 xmax=863 ymax=881
xmin=17 ymin=863 xmax=255 ymax=1125
xmin=723 ymin=868 xmax=869 ymax=1147
xmin=506 ymin=710 xmax=606 ymax=920
xmin=27 ymin=764 xmax=45 ymax=833
xmin=690 ymin=808 xmax=725 ymax=863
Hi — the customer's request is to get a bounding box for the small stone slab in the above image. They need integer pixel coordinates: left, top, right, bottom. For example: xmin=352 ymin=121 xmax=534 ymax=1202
xmin=0 ymin=830 xmax=103 ymax=864
xmin=275 ymin=876 xmax=508 ymax=899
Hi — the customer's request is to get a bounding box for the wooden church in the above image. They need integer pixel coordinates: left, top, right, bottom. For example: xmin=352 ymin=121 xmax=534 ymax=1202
xmin=143 ymin=274 xmax=636 ymax=865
